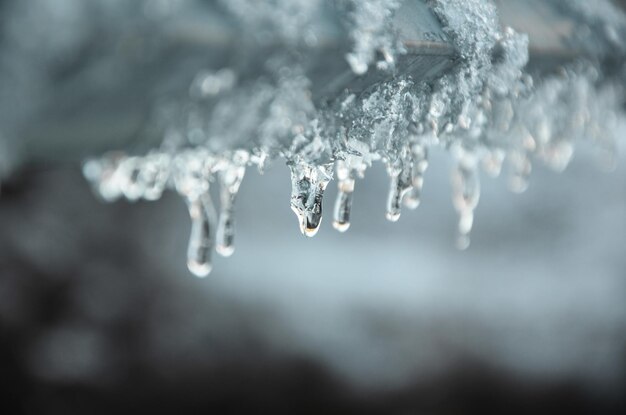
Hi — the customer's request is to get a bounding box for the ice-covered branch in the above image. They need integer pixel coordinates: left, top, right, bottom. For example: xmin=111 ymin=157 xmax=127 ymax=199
xmin=1 ymin=0 xmax=624 ymax=276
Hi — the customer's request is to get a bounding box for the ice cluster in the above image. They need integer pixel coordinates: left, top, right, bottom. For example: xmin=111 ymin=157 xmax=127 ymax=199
xmin=73 ymin=0 xmax=625 ymax=276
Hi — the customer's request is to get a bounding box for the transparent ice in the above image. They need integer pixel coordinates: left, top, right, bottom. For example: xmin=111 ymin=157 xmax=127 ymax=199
xmin=22 ymin=0 xmax=622 ymax=276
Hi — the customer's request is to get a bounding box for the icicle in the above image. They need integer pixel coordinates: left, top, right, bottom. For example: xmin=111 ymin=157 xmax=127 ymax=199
xmin=289 ymin=162 xmax=333 ymax=237
xmin=333 ymin=160 xmax=355 ymax=232
xmin=403 ymin=144 xmax=428 ymax=210
xmin=186 ymin=192 xmax=215 ymax=277
xmin=173 ymin=151 xmax=216 ymax=276
xmin=386 ymin=147 xmax=413 ymax=222
xmin=451 ymin=156 xmax=481 ymax=250
xmin=215 ymin=151 xmax=248 ymax=257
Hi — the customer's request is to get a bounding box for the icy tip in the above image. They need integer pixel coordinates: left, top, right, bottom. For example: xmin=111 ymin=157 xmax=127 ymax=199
xmin=289 ymin=163 xmax=332 ymax=238
xmin=386 ymin=211 xmax=401 ymax=222
xmin=403 ymin=196 xmax=420 ymax=210
xmin=293 ymin=209 xmax=322 ymax=238
xmin=187 ymin=260 xmax=212 ymax=277
xmin=333 ymin=220 xmax=350 ymax=233
xmin=216 ymin=244 xmax=235 ymax=257
xmin=304 ymin=225 xmax=320 ymax=237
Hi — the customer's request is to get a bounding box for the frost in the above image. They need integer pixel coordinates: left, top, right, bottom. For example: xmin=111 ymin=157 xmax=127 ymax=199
xmin=344 ymin=0 xmax=401 ymax=74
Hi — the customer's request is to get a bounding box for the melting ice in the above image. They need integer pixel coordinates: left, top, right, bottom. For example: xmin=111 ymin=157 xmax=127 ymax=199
xmin=81 ymin=0 xmax=626 ymax=276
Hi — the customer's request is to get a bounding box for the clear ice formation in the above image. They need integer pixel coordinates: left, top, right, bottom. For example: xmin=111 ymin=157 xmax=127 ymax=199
xmin=78 ymin=0 xmax=626 ymax=276
xmin=186 ymin=193 xmax=215 ymax=278
xmin=289 ymin=162 xmax=333 ymax=237
xmin=345 ymin=0 xmax=402 ymax=74
xmin=215 ymin=151 xmax=247 ymax=257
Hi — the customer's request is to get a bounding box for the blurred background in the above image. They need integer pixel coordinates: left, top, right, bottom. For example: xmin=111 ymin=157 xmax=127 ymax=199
xmin=1 ymin=145 xmax=624 ymax=413
xmin=0 ymin=0 xmax=625 ymax=413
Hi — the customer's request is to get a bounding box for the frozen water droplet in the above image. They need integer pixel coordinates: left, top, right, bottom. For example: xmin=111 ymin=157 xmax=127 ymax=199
xmin=403 ymin=144 xmax=428 ymax=210
xmin=333 ymin=160 xmax=355 ymax=232
xmin=186 ymin=193 xmax=215 ymax=277
xmin=451 ymin=160 xmax=480 ymax=249
xmin=215 ymin=153 xmax=247 ymax=257
xmin=289 ymin=162 xmax=333 ymax=237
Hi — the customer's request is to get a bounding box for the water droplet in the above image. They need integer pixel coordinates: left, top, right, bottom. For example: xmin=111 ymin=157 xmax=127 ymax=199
xmin=289 ymin=162 xmax=333 ymax=237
